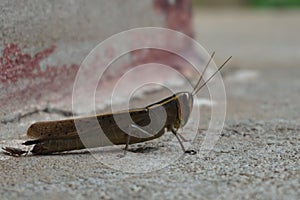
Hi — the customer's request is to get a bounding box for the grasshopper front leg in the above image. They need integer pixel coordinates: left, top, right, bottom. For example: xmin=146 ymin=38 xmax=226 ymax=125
xmin=171 ymin=128 xmax=196 ymax=155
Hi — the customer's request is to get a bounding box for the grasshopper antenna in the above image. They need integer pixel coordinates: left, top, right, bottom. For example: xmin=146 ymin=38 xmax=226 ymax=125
xmin=193 ymin=56 xmax=232 ymax=95
xmin=192 ymin=52 xmax=215 ymax=96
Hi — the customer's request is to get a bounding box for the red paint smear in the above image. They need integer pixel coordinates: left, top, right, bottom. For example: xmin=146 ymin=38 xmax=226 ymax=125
xmin=99 ymin=1 xmax=196 ymax=84
xmin=0 ymin=43 xmax=77 ymax=84
xmin=120 ymin=0 xmax=196 ymax=77
xmin=124 ymin=0 xmax=197 ymax=81
xmin=154 ymin=0 xmax=193 ymax=37
xmin=131 ymin=49 xmax=194 ymax=76
xmin=0 ymin=43 xmax=79 ymax=112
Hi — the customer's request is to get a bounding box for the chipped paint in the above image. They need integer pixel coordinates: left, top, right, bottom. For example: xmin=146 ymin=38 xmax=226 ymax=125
xmin=0 ymin=43 xmax=79 ymax=119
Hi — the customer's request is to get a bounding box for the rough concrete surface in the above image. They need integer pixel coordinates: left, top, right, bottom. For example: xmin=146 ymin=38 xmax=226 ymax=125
xmin=1 ymin=9 xmax=300 ymax=199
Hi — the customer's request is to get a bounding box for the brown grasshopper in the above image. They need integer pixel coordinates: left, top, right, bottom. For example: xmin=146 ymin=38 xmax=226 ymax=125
xmin=2 ymin=52 xmax=231 ymax=156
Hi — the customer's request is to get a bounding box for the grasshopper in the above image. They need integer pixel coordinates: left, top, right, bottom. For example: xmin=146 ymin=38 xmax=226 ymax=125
xmin=2 ymin=52 xmax=231 ymax=156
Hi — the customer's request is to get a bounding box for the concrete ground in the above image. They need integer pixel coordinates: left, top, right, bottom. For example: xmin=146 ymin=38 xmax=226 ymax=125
xmin=1 ymin=9 xmax=300 ymax=199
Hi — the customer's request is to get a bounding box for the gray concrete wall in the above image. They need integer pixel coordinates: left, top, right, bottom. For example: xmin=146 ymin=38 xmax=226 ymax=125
xmin=0 ymin=0 xmax=194 ymax=122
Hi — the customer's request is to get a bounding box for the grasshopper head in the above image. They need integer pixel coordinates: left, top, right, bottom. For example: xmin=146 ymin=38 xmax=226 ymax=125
xmin=176 ymin=92 xmax=193 ymax=127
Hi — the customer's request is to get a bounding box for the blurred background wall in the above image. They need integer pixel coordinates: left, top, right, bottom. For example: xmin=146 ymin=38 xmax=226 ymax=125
xmin=193 ymin=0 xmax=300 ymax=7
xmin=191 ymin=0 xmax=300 ymax=70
